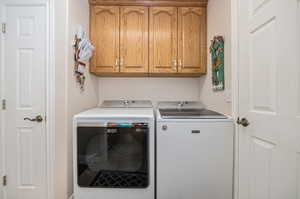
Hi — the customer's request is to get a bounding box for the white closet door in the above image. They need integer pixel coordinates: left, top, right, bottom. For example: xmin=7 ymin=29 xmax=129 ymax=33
xmin=237 ymin=0 xmax=300 ymax=198
xmin=3 ymin=5 xmax=47 ymax=199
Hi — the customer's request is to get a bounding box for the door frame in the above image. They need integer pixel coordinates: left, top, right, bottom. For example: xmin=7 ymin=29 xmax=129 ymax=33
xmin=230 ymin=0 xmax=239 ymax=198
xmin=0 ymin=1 xmax=56 ymax=199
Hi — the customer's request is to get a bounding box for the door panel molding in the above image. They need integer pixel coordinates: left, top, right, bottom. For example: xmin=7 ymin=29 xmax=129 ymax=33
xmin=249 ymin=136 xmax=275 ymax=199
xmin=120 ymin=6 xmax=148 ymax=73
xmin=149 ymin=7 xmax=178 ymax=74
xmin=17 ymin=48 xmax=34 ymax=109
xmin=249 ymin=16 xmax=277 ymax=114
xmin=250 ymin=0 xmax=271 ymax=16
xmin=18 ymin=127 xmax=35 ymax=187
xmin=90 ymin=6 xmax=120 ymax=73
xmin=251 ymin=136 xmax=276 ymax=149
xmin=178 ymin=7 xmax=206 ymax=74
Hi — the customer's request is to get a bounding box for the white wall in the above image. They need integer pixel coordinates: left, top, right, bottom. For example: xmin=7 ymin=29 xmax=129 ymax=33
xmin=66 ymin=0 xmax=99 ymax=197
xmin=53 ymin=0 xmax=99 ymax=198
xmin=199 ymin=0 xmax=232 ymax=115
xmin=54 ymin=0 xmax=68 ymax=198
xmin=98 ymin=78 xmax=201 ymax=106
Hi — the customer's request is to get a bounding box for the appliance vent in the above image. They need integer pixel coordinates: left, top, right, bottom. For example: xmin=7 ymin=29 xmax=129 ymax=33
xmin=92 ymin=170 xmax=148 ymax=188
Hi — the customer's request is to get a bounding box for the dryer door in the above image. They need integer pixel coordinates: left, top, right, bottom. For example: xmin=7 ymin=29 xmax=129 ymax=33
xmin=77 ymin=124 xmax=149 ymax=188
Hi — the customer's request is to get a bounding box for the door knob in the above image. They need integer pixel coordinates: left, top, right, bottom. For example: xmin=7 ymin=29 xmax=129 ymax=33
xmin=162 ymin=125 xmax=168 ymax=131
xmin=237 ymin=117 xmax=250 ymax=127
xmin=24 ymin=115 xmax=43 ymax=123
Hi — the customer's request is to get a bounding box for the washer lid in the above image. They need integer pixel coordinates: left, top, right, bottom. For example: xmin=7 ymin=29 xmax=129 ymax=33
xmin=101 ymin=100 xmax=153 ymax=108
xmin=159 ymin=108 xmax=228 ymax=119
xmin=157 ymin=101 xmax=227 ymax=119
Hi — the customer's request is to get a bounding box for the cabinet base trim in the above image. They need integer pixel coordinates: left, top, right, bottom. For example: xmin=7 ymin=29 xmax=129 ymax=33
xmin=91 ymin=72 xmax=206 ymax=77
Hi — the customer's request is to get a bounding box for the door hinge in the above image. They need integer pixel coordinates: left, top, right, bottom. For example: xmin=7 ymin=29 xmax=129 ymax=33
xmin=2 ymin=23 xmax=6 ymax=34
xmin=2 ymin=99 xmax=6 ymax=110
xmin=3 ymin=175 xmax=7 ymax=186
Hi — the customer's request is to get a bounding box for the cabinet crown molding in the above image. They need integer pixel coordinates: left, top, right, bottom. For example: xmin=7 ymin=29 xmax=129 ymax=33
xmin=89 ymin=0 xmax=208 ymax=7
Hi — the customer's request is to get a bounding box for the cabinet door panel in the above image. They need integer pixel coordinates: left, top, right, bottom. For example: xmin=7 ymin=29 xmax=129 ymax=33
xmin=90 ymin=6 xmax=120 ymax=73
xmin=120 ymin=6 xmax=148 ymax=73
xmin=178 ymin=7 xmax=206 ymax=74
xmin=149 ymin=7 xmax=178 ymax=74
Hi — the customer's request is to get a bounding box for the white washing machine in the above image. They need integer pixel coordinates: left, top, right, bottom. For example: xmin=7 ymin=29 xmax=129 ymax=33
xmin=73 ymin=100 xmax=155 ymax=199
xmin=156 ymin=101 xmax=234 ymax=199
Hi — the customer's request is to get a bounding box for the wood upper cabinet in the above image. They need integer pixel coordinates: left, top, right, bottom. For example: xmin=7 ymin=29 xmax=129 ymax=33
xmin=120 ymin=6 xmax=148 ymax=74
xmin=90 ymin=4 xmax=207 ymax=77
xmin=178 ymin=7 xmax=207 ymax=74
xmin=149 ymin=7 xmax=207 ymax=76
xmin=149 ymin=7 xmax=178 ymax=74
xmin=90 ymin=6 xmax=120 ymax=73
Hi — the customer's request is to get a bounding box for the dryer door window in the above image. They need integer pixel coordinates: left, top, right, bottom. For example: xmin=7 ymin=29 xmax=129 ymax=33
xmin=77 ymin=125 xmax=149 ymax=188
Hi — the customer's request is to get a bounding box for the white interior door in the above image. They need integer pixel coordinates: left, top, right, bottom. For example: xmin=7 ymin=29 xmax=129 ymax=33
xmin=2 ymin=5 xmax=47 ymax=199
xmin=238 ymin=0 xmax=300 ymax=199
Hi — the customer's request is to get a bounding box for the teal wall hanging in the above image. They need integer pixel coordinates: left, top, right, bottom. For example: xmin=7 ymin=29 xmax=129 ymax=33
xmin=210 ymin=36 xmax=225 ymax=91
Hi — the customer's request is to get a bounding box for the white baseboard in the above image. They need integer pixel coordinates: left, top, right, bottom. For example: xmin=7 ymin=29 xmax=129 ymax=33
xmin=68 ymin=194 xmax=74 ymax=199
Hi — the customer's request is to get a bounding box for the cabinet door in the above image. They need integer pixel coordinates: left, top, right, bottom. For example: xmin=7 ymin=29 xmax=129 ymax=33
xmin=90 ymin=6 xmax=120 ymax=73
xmin=120 ymin=6 xmax=148 ymax=74
xmin=178 ymin=7 xmax=206 ymax=74
xmin=149 ymin=7 xmax=178 ymax=74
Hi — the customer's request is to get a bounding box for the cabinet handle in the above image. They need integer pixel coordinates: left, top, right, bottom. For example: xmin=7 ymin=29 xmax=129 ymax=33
xmin=162 ymin=125 xmax=168 ymax=131
xmin=115 ymin=58 xmax=119 ymax=68
xmin=120 ymin=58 xmax=124 ymax=67
xmin=172 ymin=60 xmax=177 ymax=71
xmin=178 ymin=59 xmax=183 ymax=68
